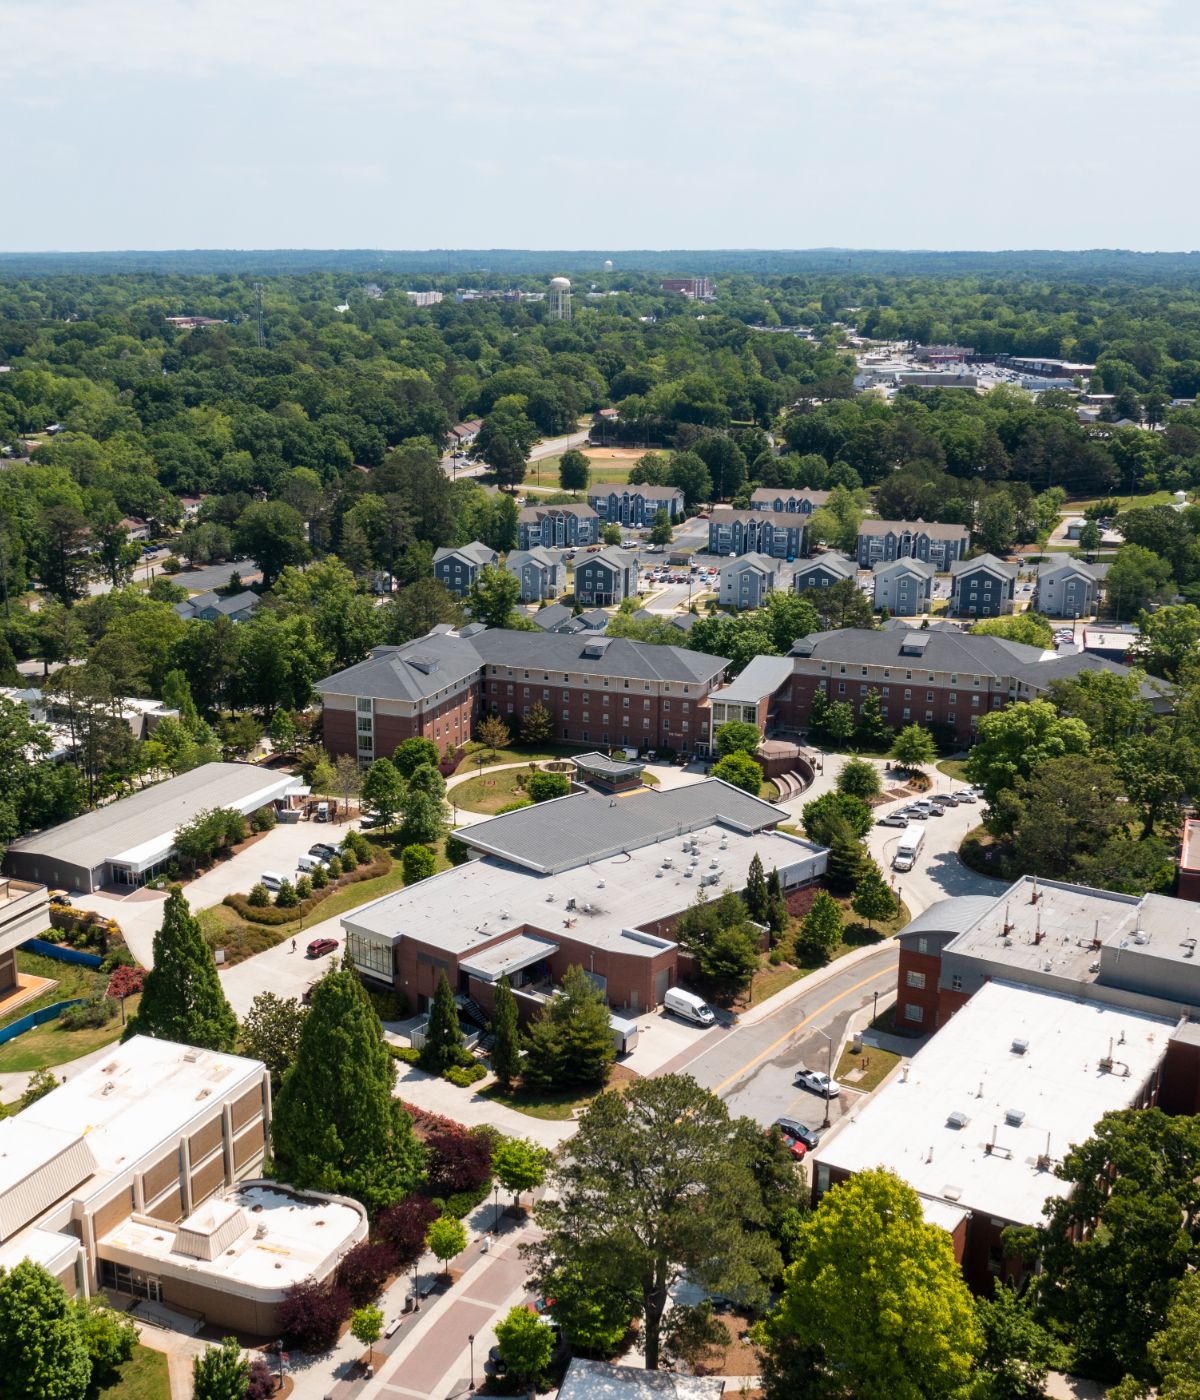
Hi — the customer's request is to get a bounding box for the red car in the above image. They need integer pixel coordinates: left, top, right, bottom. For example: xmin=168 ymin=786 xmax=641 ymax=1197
xmin=307 ymin=937 xmax=338 ymax=958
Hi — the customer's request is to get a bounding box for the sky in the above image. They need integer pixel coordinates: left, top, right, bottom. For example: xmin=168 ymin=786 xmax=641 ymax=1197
xmin=3 ymin=0 xmax=1199 ymax=253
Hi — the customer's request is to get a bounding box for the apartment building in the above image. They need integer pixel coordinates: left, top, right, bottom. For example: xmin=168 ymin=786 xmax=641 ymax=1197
xmin=432 ymin=541 xmax=498 ymax=597
xmin=1033 ymin=558 xmax=1106 ymax=618
xmin=948 ymin=554 xmax=1016 ymax=618
xmin=588 ymin=484 xmax=685 ymax=527
xmin=749 ymin=488 xmax=830 ymax=515
xmin=708 ymin=508 xmax=807 ymax=560
xmin=504 ymin=548 xmax=563 ymax=603
xmin=517 ymin=504 xmax=599 ymax=550
xmin=792 ymin=553 xmax=857 ymax=592
xmin=318 ymin=626 xmax=730 ymax=760
xmin=718 ymin=553 xmax=779 ymax=610
xmin=575 ymin=548 xmax=638 ymax=606
xmin=873 ymin=558 xmax=934 ymax=615
xmin=855 ymin=519 xmax=969 ymax=569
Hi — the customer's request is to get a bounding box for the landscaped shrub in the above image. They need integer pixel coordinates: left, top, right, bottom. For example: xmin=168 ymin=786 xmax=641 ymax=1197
xmin=275 ymin=880 xmax=299 ymax=909
xmin=444 ymin=1063 xmax=487 ymax=1088
xmin=495 ymin=799 xmax=532 ymax=814
xmin=245 ymin=1357 xmax=275 ymax=1400
xmin=248 ymin=883 xmax=271 ymax=908
xmin=310 ymin=864 xmax=328 ymax=889
xmin=426 ymin=1128 xmax=493 ymax=1196
xmin=376 ymin=1196 xmax=440 ymax=1266
xmin=60 ymin=996 xmax=117 ymax=1030
xmin=402 ymin=844 xmax=436 ymax=884
xmin=250 ymin=806 xmax=277 ymax=832
xmin=336 ymin=1239 xmax=397 ymax=1305
xmin=100 ymin=947 xmax=135 ymax=974
xmin=437 ymin=1182 xmax=493 ymax=1219
xmin=389 ymin=1045 xmax=421 ymax=1065
xmin=370 ymin=987 xmax=411 ymax=1021
xmin=326 ymin=855 xmax=343 ymax=879
xmin=340 ymin=847 xmax=359 ymax=872
xmin=160 ymin=555 xmax=182 ymax=573
xmin=342 ymin=830 xmax=371 ymax=862
xmin=446 ymin=835 xmax=471 ymax=866
xmin=526 ymin=771 xmax=571 ymax=803
xmin=106 ymin=965 xmax=144 ymax=1000
xmin=279 ymin=1280 xmax=350 ymax=1353
xmin=295 ymin=875 xmax=313 ymax=900
xmin=223 ymin=895 xmax=295 ymax=926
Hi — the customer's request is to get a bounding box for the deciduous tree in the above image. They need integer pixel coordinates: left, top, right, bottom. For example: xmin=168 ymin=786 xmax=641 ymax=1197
xmin=0 ymin=1259 xmax=92 ymax=1400
xmin=239 ymin=991 xmax=307 ymax=1086
xmin=192 ymin=1338 xmax=249 ymax=1400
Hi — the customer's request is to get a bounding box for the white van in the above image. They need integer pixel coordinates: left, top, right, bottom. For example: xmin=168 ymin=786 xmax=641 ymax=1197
xmin=892 ymin=824 xmax=924 ymax=873
xmin=296 ymin=853 xmax=326 ymax=874
xmin=260 ymin=871 xmax=285 ymax=891
xmin=664 ymin=987 xmax=716 ymax=1026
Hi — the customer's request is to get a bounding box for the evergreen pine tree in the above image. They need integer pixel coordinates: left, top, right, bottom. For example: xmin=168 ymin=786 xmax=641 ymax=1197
xmin=851 ymin=869 xmax=897 ymax=931
xmin=744 ymin=854 xmax=768 ymax=924
xmin=795 ymin=890 xmax=844 ymax=966
xmin=272 ymin=964 xmax=426 ymax=1215
xmin=491 ymin=975 xmax=523 ymax=1089
xmin=523 ymin=965 xmax=614 ymax=1090
xmin=124 ymin=887 xmax=237 ymax=1052
xmin=421 ymin=970 xmax=465 ymax=1073
xmin=765 ymin=867 xmax=788 ymax=936
xmin=823 ymin=815 xmax=868 ymax=892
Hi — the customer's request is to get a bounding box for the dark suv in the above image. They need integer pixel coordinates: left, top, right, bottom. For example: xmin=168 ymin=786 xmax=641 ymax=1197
xmin=773 ymin=1117 xmax=821 ymax=1152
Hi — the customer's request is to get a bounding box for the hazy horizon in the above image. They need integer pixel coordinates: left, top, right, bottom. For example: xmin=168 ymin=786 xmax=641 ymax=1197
xmin=4 ymin=0 xmax=1198 ymax=254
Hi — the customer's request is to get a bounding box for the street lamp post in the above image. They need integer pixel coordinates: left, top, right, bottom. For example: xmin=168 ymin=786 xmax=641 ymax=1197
xmin=468 ymin=1333 xmax=476 ymax=1392
xmin=412 ymin=1260 xmax=420 ymax=1313
xmin=872 ymin=989 xmax=879 ymax=1025
xmin=493 ymin=1181 xmax=501 ymax=1235
xmin=815 ymin=1028 xmax=834 ymax=1129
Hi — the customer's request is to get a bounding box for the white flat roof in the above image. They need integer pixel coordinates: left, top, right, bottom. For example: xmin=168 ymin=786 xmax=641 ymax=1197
xmin=99 ymin=1182 xmax=364 ymax=1299
xmin=9 ymin=1036 xmax=264 ymax=1203
xmin=813 ymin=981 xmax=1172 ymax=1226
xmin=344 ymin=826 xmax=825 ymax=961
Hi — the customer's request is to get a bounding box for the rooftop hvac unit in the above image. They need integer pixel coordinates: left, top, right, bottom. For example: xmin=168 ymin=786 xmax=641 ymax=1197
xmin=1011 ymin=1038 xmax=1029 ymax=1055
xmin=1005 ymin=1108 xmax=1026 ymax=1127
xmin=947 ymin=1110 xmax=970 ymax=1129
xmin=684 ymin=868 xmax=693 ymax=878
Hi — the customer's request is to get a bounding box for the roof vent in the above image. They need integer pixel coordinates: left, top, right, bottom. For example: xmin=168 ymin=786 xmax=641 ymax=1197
xmin=1011 ymin=1038 xmax=1029 ymax=1055
xmin=1134 ymin=933 xmax=1148 ymax=945
xmin=1005 ymin=1108 xmax=1026 ymax=1127
xmin=947 ymin=1110 xmax=970 ymax=1130
xmin=943 ymin=1184 xmax=963 ymax=1201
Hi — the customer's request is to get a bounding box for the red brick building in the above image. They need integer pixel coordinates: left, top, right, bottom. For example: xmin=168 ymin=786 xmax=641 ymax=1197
xmin=340 ymin=780 xmax=828 ymax=1016
xmin=317 ymin=626 xmax=729 ymax=765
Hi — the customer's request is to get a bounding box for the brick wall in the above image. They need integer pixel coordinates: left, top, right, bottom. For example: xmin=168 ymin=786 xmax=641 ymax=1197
xmin=895 ymin=947 xmax=944 ymax=1031
xmin=778 ymin=669 xmax=1003 ymax=743
xmin=482 ymin=678 xmax=709 ymax=752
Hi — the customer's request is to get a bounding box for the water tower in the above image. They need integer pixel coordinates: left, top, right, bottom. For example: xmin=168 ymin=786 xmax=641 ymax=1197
xmin=548 ymin=276 xmax=572 ymax=322
xmin=603 ymin=259 xmax=613 ymax=272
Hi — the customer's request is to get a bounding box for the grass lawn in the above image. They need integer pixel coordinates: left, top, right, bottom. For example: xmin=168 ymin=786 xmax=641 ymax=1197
xmin=749 ymin=962 xmax=806 ymax=1005
xmin=1064 ymin=489 xmax=1177 ymax=511
xmin=452 ymin=768 xmax=535 ymax=815
xmin=198 ymin=837 xmax=451 ymax=965
xmin=96 ymin=1344 xmax=171 ymax=1400
xmin=0 ymin=952 xmax=104 ymax=1032
xmin=0 ymin=995 xmax=140 ymax=1074
xmin=937 ymin=758 xmax=969 ymax=782
xmin=830 ymin=895 xmax=911 ymax=962
xmin=480 ymin=1065 xmax=635 ymax=1121
xmin=835 ymin=1041 xmax=901 ymax=1093
xmin=452 ymin=742 xmax=579 ymax=776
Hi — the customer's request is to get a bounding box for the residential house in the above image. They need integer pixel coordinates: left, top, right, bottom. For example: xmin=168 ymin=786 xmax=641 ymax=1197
xmin=855 ymin=519 xmax=970 ymax=569
xmin=588 ymin=484 xmax=685 ymax=527
xmin=503 ymin=548 xmax=562 ymax=603
xmin=517 ymin=504 xmax=599 ymax=550
xmin=949 ymin=554 xmax=1017 ymax=618
xmin=708 ymin=508 xmax=806 ymax=560
xmin=173 ymin=590 xmax=260 ymax=623
xmin=792 ymin=552 xmax=857 ymax=592
xmin=432 ymin=542 xmax=498 ymax=597
xmin=873 ymin=558 xmax=935 ymax=616
xmin=1033 ymin=558 xmax=1107 ymax=618
xmin=749 ymin=488 xmax=830 ymax=515
xmin=575 ymin=548 xmax=638 ymax=607
xmin=718 ymin=553 xmax=779 ymax=610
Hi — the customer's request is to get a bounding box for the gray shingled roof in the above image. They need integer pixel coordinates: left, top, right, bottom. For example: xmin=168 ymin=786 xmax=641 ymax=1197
xmin=793 ymin=552 xmax=857 ymax=581
xmin=858 ymin=518 xmax=970 ymax=540
xmin=459 ymin=779 xmax=784 ymax=874
xmin=505 ymin=547 xmax=556 ymax=572
xmin=528 ymin=602 xmax=575 ymax=631
xmin=788 ymin=627 xmax=1043 ymax=675
xmin=1036 ymin=557 xmax=1105 ymax=581
xmin=174 ymin=589 xmax=260 ymax=619
xmin=589 ymin=484 xmax=681 ymax=500
xmin=1007 ymin=650 xmax=1165 ymax=702
xmin=468 ymin=628 xmax=726 ymax=684
xmin=719 ymin=553 xmax=777 ymax=577
xmin=316 ymin=632 xmax=484 ymax=702
xmin=750 ymin=487 xmax=830 ymax=507
xmin=949 ymin=552 xmax=1016 ymax=579
xmin=874 ymin=557 xmax=936 ymax=579
xmin=577 ymin=547 xmax=635 ymax=572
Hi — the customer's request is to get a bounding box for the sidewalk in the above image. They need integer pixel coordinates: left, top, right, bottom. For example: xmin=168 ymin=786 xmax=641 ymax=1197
xmin=390 ymin=1062 xmax=575 ymax=1150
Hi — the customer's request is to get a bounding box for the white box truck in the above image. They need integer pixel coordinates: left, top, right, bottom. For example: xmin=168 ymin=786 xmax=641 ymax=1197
xmin=664 ymin=988 xmax=716 ymax=1026
xmin=892 ymin=824 xmax=924 ymax=872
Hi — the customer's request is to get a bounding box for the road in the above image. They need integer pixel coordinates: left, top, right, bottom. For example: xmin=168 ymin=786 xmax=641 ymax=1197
xmin=440 ymin=425 xmax=591 ymax=480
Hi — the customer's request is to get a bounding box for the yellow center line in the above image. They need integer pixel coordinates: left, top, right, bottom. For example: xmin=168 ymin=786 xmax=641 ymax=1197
xmin=714 ymin=964 xmax=897 ymax=1097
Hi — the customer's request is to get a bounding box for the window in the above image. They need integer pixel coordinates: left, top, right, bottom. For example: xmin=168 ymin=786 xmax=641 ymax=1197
xmin=951 ymin=974 xmax=964 ymax=991
xmin=925 ymin=710 xmax=934 ymax=722
xmin=643 ymin=718 xmax=650 ymax=729
xmin=837 ymin=682 xmax=845 ymax=694
xmin=949 ymin=692 xmax=957 ymax=704
xmin=906 ymin=970 xmax=926 ymax=990
xmin=904 ymin=689 xmax=912 ymax=700
xmin=542 ymin=689 xmax=550 ymax=700
xmin=643 ymin=699 xmax=650 ymax=709
xmin=622 ymin=697 xmax=630 ymax=708
xmin=582 ymin=711 xmax=589 ymax=722
xmin=682 ymin=721 xmax=689 ymax=731
xmin=881 ymin=686 xmax=889 ymax=696
xmin=972 ymin=694 xmax=980 ymax=706
xmin=917 ymin=936 xmax=928 ymax=954
xmin=926 ymin=690 xmax=934 ymax=702
xmin=562 ymin=710 xmax=569 ymax=720
xmin=905 ymin=1003 xmax=926 ymax=1026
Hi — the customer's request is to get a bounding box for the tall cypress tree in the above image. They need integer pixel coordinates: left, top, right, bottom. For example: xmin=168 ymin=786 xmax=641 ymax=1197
xmin=421 ymin=970 xmax=465 ymax=1073
xmin=491 ymin=975 xmax=522 ymax=1089
xmin=124 ymin=886 xmax=237 ymax=1052
xmin=272 ymin=965 xmax=425 ymax=1216
xmin=744 ymin=854 xmax=768 ymax=924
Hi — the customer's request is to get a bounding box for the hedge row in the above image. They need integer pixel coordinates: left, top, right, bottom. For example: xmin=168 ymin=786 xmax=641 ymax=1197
xmin=224 ymin=855 xmax=391 ymax=925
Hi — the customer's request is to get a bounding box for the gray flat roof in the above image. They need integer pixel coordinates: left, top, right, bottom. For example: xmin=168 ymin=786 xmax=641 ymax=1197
xmin=559 ymin=1358 xmax=723 ymax=1400
xmin=710 ymin=655 xmax=793 ymax=706
xmin=899 ymin=896 xmax=1004 ymax=941
xmin=573 ymin=751 xmax=644 ymax=778
xmin=459 ymin=933 xmax=559 ymax=982
xmin=459 ymin=779 xmax=784 ymax=874
xmin=6 ymin=763 xmax=296 ymax=872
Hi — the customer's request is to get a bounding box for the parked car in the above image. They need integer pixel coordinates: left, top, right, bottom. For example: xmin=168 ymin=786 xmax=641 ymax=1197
xmin=307 ymin=937 xmax=338 ymax=958
xmin=900 ymin=807 xmax=928 ymax=820
xmin=795 ymin=1069 xmax=842 ymax=1098
xmin=769 ymin=1126 xmax=806 ymax=1159
xmin=926 ymin=803 xmax=945 ymax=816
xmin=48 ymin=889 xmax=71 ymax=907
xmin=260 ymin=871 xmax=285 ymax=891
xmin=876 ymin=813 xmax=908 ymax=828
xmin=310 ymin=842 xmax=338 ymax=860
xmin=954 ymin=790 xmax=976 ymax=803
xmin=774 ymin=1117 xmax=821 ymax=1151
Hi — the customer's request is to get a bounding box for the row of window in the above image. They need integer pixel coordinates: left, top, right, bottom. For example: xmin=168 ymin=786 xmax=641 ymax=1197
xmin=486 ymin=665 xmax=693 ymax=695
xmin=826 ymin=665 xmax=985 ymax=684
